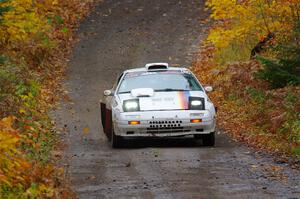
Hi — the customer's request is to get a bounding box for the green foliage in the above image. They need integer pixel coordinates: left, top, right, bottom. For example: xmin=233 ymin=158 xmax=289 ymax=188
xmin=292 ymin=147 xmax=300 ymax=156
xmin=245 ymin=87 xmax=265 ymax=103
xmin=256 ymin=54 xmax=300 ymax=88
xmin=256 ymin=20 xmax=300 ymax=88
xmin=284 ymin=88 xmax=300 ymax=107
xmin=61 ymin=27 xmax=69 ymax=33
xmin=0 ymin=54 xmax=7 ymax=64
xmin=54 ymin=15 xmax=64 ymax=24
xmin=0 ymin=62 xmax=20 ymax=112
xmin=283 ymin=90 xmax=300 ymax=143
xmin=0 ymin=0 xmax=11 ymax=20
xmin=15 ymin=80 xmax=40 ymax=98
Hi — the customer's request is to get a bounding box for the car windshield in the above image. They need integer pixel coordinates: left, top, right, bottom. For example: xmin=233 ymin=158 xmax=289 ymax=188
xmin=117 ymin=71 xmax=203 ymax=93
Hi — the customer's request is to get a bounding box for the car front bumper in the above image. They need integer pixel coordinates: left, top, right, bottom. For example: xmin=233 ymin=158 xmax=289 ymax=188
xmin=113 ymin=110 xmax=215 ymax=137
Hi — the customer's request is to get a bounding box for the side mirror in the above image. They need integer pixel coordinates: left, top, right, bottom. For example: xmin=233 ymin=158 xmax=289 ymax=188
xmin=103 ymin=90 xmax=114 ymax=96
xmin=204 ymin=86 xmax=213 ymax=92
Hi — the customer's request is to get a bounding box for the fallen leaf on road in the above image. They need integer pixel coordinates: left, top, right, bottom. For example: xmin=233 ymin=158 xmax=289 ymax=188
xmin=83 ymin=127 xmax=90 ymax=135
xmin=86 ymin=175 xmax=96 ymax=180
xmin=251 ymin=165 xmax=258 ymax=169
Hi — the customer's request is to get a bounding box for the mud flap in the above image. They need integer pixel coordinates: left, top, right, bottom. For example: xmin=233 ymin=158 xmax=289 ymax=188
xmin=100 ymin=102 xmax=106 ymax=129
xmin=105 ymin=108 xmax=112 ymax=140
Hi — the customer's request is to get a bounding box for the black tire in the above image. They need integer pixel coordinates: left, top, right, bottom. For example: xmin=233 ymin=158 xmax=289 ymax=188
xmin=193 ymin=134 xmax=202 ymax=139
xmin=111 ymin=130 xmax=123 ymax=148
xmin=100 ymin=103 xmax=106 ymax=129
xmin=104 ymin=108 xmax=112 ymax=141
xmin=202 ymin=132 xmax=215 ymax=146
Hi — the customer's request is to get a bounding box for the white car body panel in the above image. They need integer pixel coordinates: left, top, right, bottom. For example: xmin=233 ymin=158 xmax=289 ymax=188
xmin=118 ymin=91 xmax=208 ymax=111
xmin=114 ymin=110 xmax=215 ymax=137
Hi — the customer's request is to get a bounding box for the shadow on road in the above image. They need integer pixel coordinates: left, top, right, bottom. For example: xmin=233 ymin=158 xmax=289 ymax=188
xmin=119 ymin=137 xmax=206 ymax=148
xmin=105 ymin=133 xmax=237 ymax=149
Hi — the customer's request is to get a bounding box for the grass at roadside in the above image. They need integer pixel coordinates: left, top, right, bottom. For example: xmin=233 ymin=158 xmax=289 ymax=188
xmin=0 ymin=0 xmax=97 ymax=197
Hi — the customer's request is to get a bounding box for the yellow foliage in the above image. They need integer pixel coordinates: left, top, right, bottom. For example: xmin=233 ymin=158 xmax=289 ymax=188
xmin=0 ymin=0 xmax=50 ymax=46
xmin=0 ymin=117 xmax=58 ymax=197
xmin=206 ymin=0 xmax=300 ymax=60
xmin=0 ymin=117 xmax=30 ymax=187
xmin=0 ymin=0 xmax=95 ymax=197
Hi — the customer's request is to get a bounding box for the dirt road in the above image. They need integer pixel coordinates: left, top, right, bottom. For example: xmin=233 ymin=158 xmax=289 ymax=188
xmin=54 ymin=0 xmax=300 ymax=198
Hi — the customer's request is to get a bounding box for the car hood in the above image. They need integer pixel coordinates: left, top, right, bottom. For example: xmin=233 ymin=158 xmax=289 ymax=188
xmin=118 ymin=91 xmax=206 ymax=111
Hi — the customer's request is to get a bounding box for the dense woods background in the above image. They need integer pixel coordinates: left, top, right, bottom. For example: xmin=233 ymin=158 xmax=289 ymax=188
xmin=192 ymin=0 xmax=300 ymax=158
xmin=0 ymin=0 xmax=299 ymax=197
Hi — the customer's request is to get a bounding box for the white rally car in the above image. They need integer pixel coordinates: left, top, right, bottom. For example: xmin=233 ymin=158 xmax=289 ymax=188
xmin=100 ymin=63 xmax=216 ymax=148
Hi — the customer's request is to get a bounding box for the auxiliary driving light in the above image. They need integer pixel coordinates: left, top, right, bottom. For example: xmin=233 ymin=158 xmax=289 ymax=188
xmin=190 ymin=119 xmax=202 ymax=123
xmin=128 ymin=121 xmax=140 ymax=125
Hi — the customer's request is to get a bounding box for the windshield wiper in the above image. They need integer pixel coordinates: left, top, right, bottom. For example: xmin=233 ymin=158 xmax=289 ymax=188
xmin=119 ymin=89 xmax=190 ymax=93
xmin=154 ymin=88 xmax=190 ymax=92
xmin=118 ymin=91 xmax=131 ymax=94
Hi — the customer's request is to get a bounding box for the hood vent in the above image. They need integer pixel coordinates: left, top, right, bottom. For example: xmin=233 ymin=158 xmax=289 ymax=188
xmin=131 ymin=88 xmax=154 ymax=97
xmin=145 ymin=63 xmax=169 ymax=71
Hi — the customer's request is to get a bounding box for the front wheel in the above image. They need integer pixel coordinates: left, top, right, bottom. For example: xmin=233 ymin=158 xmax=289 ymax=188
xmin=111 ymin=131 xmax=123 ymax=148
xmin=202 ymin=132 xmax=215 ymax=146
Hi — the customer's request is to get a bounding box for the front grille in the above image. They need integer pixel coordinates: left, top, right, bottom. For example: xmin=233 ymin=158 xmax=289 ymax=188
xmin=146 ymin=120 xmax=190 ymax=134
xmin=149 ymin=120 xmax=182 ymax=128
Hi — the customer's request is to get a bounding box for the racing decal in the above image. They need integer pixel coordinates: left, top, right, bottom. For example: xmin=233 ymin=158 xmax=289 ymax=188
xmin=177 ymin=91 xmax=190 ymax=109
xmin=124 ymin=70 xmax=185 ymax=79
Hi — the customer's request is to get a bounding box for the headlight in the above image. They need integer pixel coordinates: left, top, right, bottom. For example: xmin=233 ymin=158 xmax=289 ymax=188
xmin=123 ymin=99 xmax=140 ymax=112
xmin=189 ymin=97 xmax=205 ymax=110
xmin=191 ymin=100 xmax=202 ymax=106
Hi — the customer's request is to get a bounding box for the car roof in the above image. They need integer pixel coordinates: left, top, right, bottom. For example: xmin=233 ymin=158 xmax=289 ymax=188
xmin=123 ymin=66 xmax=190 ymax=74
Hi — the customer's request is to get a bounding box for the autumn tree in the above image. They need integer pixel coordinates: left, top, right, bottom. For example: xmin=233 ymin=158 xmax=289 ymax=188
xmin=206 ymin=0 xmax=300 ymax=87
xmin=206 ymin=0 xmax=300 ymax=61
